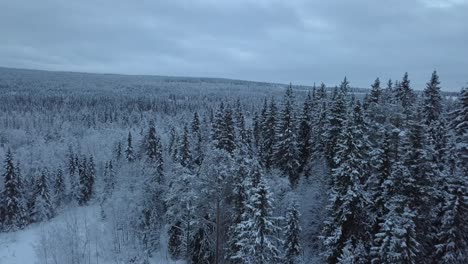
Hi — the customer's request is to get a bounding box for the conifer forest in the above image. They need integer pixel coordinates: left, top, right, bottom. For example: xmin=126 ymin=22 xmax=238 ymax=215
xmin=0 ymin=66 xmax=466 ymax=264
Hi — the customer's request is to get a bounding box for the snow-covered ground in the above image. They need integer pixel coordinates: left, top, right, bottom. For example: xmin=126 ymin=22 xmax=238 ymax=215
xmin=0 ymin=223 xmax=37 ymax=264
xmin=0 ymin=205 xmax=182 ymax=264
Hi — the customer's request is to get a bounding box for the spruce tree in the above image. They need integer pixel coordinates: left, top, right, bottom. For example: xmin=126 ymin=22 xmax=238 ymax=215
xmin=232 ymin=163 xmax=282 ymax=263
xmin=179 ymin=125 xmax=193 ymax=169
xmin=395 ymin=72 xmax=415 ymax=116
xmin=284 ymin=200 xmax=302 ymax=264
xmin=54 ymin=168 xmax=66 ymax=208
xmin=434 ymin=164 xmax=468 ymax=263
xmin=2 ymin=150 xmax=25 ymax=230
xmin=423 ymin=70 xmax=443 ymax=125
xmin=216 ymin=104 xmax=236 ymax=154
xmin=450 ymin=87 xmax=468 ymax=175
xmin=125 ymin=131 xmax=135 ymax=162
xmin=368 ymin=78 xmax=382 ymax=105
xmin=324 ymin=87 xmax=347 ymax=170
xmin=32 ymin=168 xmax=54 ymax=222
xmin=191 ymin=112 xmax=204 ymax=166
xmin=322 ymin=113 xmax=371 ymax=263
xmin=371 ymin=160 xmax=421 ymax=264
xmin=298 ymin=91 xmax=313 ymax=173
xmin=169 ymin=127 xmax=179 ymax=161
xmin=260 ymin=97 xmax=278 ymax=169
xmin=275 ymin=85 xmax=300 ymax=187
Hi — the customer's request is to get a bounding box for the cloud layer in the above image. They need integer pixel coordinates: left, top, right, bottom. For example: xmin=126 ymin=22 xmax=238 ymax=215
xmin=1 ymin=0 xmax=467 ymax=90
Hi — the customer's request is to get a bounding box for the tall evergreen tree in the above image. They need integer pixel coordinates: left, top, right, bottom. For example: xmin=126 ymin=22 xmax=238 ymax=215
xmin=1 ymin=150 xmax=26 ymax=230
xmin=368 ymin=78 xmax=382 ymax=105
xmin=450 ymin=87 xmax=468 ymax=174
xmin=423 ymin=70 xmax=443 ymax=125
xmin=275 ymin=85 xmax=300 ymax=187
xmin=191 ymin=112 xmax=204 ymax=166
xmin=434 ymin=163 xmax=468 ymax=263
xmin=179 ymin=125 xmax=193 ymax=169
xmin=324 ymin=86 xmax=347 ymax=170
xmin=232 ymin=163 xmax=282 ymax=263
xmin=125 ymin=131 xmax=135 ymax=162
xmin=395 ymin=72 xmax=415 ymax=116
xmin=32 ymin=168 xmax=54 ymax=222
xmin=54 ymin=168 xmax=66 ymax=208
xmin=298 ymin=91 xmax=313 ymax=173
xmin=260 ymin=97 xmax=278 ymax=169
xmin=322 ymin=113 xmax=371 ymax=263
xmin=284 ymin=200 xmax=301 ymax=264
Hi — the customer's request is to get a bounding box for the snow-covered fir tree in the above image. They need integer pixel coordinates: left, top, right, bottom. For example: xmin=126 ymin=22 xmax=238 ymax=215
xmin=274 ymin=85 xmax=300 ymax=187
xmin=232 ymin=162 xmax=283 ymax=263
xmin=284 ymin=200 xmax=302 ymax=264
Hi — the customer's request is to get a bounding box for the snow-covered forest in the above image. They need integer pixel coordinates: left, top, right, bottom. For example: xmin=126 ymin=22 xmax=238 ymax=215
xmin=0 ymin=67 xmax=466 ymax=264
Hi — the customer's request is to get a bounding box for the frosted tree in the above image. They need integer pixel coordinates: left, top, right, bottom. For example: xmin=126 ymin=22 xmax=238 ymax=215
xmin=434 ymin=155 xmax=468 ymax=263
xmin=394 ymin=72 xmax=415 ymax=116
xmin=192 ymin=112 xmax=204 ymax=166
xmin=54 ymin=168 xmax=66 ymax=208
xmin=125 ymin=131 xmax=135 ymax=162
xmin=324 ymin=81 xmax=348 ymax=169
xmin=1 ymin=150 xmax=26 ymax=230
xmin=78 ymin=156 xmax=94 ymax=205
xmin=179 ymin=125 xmax=193 ymax=169
xmin=232 ymin=163 xmax=282 ymax=263
xmin=32 ymin=168 xmax=54 ymax=222
xmin=450 ymin=87 xmax=468 ymax=174
xmin=321 ymin=112 xmax=371 ymax=263
xmin=215 ymin=104 xmax=236 ymax=154
xmin=260 ymin=97 xmax=277 ymax=169
xmin=284 ymin=200 xmax=302 ymax=264
xmin=298 ymin=91 xmax=313 ymax=173
xmin=274 ymin=84 xmax=300 ymax=187
xmin=169 ymin=127 xmax=179 ymax=161
xmin=368 ymin=77 xmax=381 ymax=105
xmin=165 ymin=164 xmax=198 ymax=260
xmin=422 ymin=70 xmax=442 ymax=125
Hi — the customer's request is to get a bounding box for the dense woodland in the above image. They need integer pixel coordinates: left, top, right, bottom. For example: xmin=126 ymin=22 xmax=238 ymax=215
xmin=0 ymin=67 xmax=466 ymax=264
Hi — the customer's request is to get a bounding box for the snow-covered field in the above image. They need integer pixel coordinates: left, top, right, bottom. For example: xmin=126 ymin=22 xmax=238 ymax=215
xmin=0 ymin=205 xmax=182 ymax=264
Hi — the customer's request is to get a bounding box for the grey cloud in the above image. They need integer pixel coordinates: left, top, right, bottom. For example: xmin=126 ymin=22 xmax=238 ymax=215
xmin=0 ymin=0 xmax=467 ymax=90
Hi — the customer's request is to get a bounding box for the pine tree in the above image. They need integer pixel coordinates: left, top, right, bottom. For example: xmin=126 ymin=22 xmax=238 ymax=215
xmin=312 ymin=82 xmax=328 ymax=156
xmin=115 ymin=141 xmax=123 ymax=160
xmin=322 ymin=113 xmax=371 ymax=263
xmin=368 ymin=78 xmax=382 ymax=105
xmin=78 ymin=157 xmax=91 ymax=205
xmin=434 ymin=165 xmax=468 ymax=264
xmin=260 ymin=97 xmax=278 ymax=169
xmin=54 ymin=168 xmax=66 ymax=208
xmin=450 ymin=87 xmax=468 ymax=175
xmin=179 ymin=125 xmax=193 ymax=169
xmin=145 ymin=122 xmax=160 ymax=163
xmin=275 ymin=85 xmax=300 ymax=187
xmin=165 ymin=165 xmax=198 ymax=260
xmin=298 ymin=91 xmax=313 ymax=173
xmin=232 ymin=163 xmax=282 ymax=263
xmin=103 ymin=160 xmax=116 ymax=199
xmin=215 ymin=104 xmax=236 ymax=154
xmin=2 ymin=150 xmax=25 ymax=230
xmin=32 ymin=168 xmax=54 ymax=222
xmin=423 ymin=70 xmax=443 ymax=125
xmin=324 ymin=86 xmax=347 ymax=170
xmin=395 ymin=72 xmax=415 ymax=116
xmin=192 ymin=112 xmax=204 ymax=166
xmin=125 ymin=131 xmax=135 ymax=162
xmin=284 ymin=200 xmax=301 ymax=264
xmin=226 ymin=157 xmax=250 ymax=263
xmin=169 ymin=127 xmax=179 ymax=161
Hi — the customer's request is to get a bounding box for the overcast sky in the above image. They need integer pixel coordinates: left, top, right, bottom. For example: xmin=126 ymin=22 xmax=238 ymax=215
xmin=1 ymin=0 xmax=467 ymax=91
